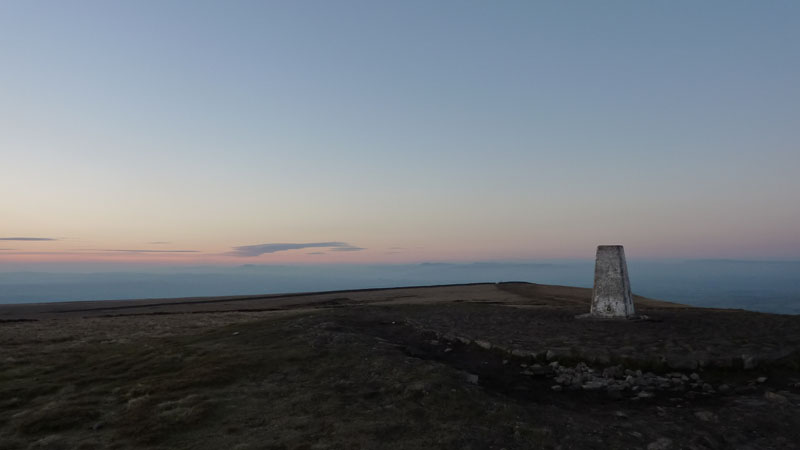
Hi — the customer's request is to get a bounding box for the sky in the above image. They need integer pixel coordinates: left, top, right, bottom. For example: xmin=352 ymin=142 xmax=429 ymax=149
xmin=2 ymin=0 xmax=799 ymax=267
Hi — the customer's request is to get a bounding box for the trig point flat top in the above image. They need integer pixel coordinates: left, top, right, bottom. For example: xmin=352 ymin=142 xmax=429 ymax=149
xmin=590 ymin=245 xmax=635 ymax=318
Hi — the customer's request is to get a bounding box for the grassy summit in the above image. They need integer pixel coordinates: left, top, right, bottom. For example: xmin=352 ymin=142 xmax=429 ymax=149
xmin=1 ymin=283 xmax=799 ymax=449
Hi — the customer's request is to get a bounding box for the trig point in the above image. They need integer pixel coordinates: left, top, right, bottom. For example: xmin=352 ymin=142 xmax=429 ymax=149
xmin=589 ymin=245 xmax=635 ymax=318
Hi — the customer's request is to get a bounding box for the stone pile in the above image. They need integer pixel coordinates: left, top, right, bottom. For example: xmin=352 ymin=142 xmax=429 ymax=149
xmin=525 ymin=362 xmax=721 ymax=399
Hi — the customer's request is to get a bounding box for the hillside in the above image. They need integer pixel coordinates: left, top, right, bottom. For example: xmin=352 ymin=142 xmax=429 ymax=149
xmin=1 ymin=282 xmax=799 ymax=449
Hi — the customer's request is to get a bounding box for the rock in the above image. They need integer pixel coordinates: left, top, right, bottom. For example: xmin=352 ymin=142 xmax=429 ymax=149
xmin=764 ymin=391 xmax=788 ymax=403
xmin=602 ymin=365 xmax=623 ymax=378
xmin=463 ymin=373 xmax=480 ymax=385
xmin=405 ymin=381 xmax=430 ymax=394
xmin=647 ymin=437 xmax=673 ymax=450
xmin=475 ymin=340 xmax=492 ymax=350
xmin=546 ymin=349 xmax=571 ymax=361
xmin=757 ymin=376 xmax=767 ymax=383
xmin=637 ymin=391 xmax=655 ymax=399
xmin=510 ymin=349 xmax=537 ymax=359
xmin=690 ymin=373 xmax=700 ymax=381
xmin=742 ymin=354 xmax=758 ymax=370
xmin=694 ymin=410 xmax=717 ymax=422
xmin=232 ymin=331 xmax=240 ymax=336
xmin=582 ymin=381 xmax=606 ymax=390
xmin=444 ymin=347 xmax=453 ymax=353
xmin=717 ymin=384 xmax=731 ymax=394
xmin=551 ymin=385 xmax=563 ymax=392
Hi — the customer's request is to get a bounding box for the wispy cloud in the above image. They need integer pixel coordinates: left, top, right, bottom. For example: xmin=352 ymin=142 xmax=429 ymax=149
xmin=101 ymin=249 xmax=199 ymax=253
xmin=148 ymin=241 xmax=171 ymax=245
xmin=329 ymin=246 xmax=365 ymax=252
xmin=307 ymin=252 xmax=326 ymax=255
xmin=0 ymin=248 xmax=17 ymax=251
xmin=227 ymin=242 xmax=365 ymax=257
xmin=0 ymin=237 xmax=58 ymax=241
xmin=0 ymin=251 xmax=93 ymax=255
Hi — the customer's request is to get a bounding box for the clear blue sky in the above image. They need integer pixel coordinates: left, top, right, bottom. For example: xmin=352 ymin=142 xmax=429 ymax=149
xmin=2 ymin=0 xmax=799 ymax=264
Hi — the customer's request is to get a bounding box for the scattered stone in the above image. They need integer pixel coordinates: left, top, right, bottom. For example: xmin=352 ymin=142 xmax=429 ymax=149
xmin=637 ymin=391 xmax=655 ymax=399
xmin=475 ymin=340 xmax=492 ymax=350
xmin=694 ymin=410 xmax=717 ymax=422
xmin=405 ymin=381 xmax=430 ymax=394
xmin=757 ymin=376 xmax=767 ymax=383
xmin=582 ymin=381 xmax=606 ymax=391
xmin=602 ymin=365 xmax=623 ymax=378
xmin=510 ymin=349 xmax=537 ymax=358
xmin=232 ymin=331 xmax=240 ymax=336
xmin=551 ymin=385 xmax=563 ymax=392
xmin=546 ymin=349 xmax=569 ymax=360
xmin=690 ymin=373 xmax=700 ymax=381
xmin=463 ymin=373 xmax=479 ymax=385
xmin=742 ymin=354 xmax=758 ymax=370
xmin=647 ymin=437 xmax=673 ymax=450
xmin=443 ymin=347 xmax=452 ymax=353
xmin=764 ymin=391 xmax=788 ymax=403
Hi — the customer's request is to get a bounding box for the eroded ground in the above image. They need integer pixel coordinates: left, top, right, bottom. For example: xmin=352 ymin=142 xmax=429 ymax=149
xmin=1 ymin=283 xmax=799 ymax=449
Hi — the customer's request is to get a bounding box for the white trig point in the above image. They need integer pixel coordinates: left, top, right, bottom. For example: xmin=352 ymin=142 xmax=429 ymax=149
xmin=589 ymin=245 xmax=635 ymax=318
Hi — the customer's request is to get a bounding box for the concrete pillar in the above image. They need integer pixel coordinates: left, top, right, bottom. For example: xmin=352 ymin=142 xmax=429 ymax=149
xmin=590 ymin=245 xmax=635 ymax=318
